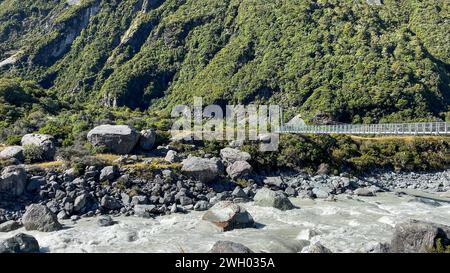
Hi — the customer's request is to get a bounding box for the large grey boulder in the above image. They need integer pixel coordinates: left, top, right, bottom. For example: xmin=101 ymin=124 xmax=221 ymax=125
xmin=0 ymin=166 xmax=27 ymax=196
xmin=202 ymin=201 xmax=255 ymax=231
xmin=391 ymin=220 xmax=450 ymax=253
xmin=226 ymin=161 xmax=252 ymax=180
xmin=21 ymin=134 xmax=56 ymax=161
xmin=22 ymin=204 xmax=62 ymax=232
xmin=220 ymin=148 xmax=251 ymax=164
xmin=0 ymin=146 xmax=24 ymax=162
xmin=253 ymin=188 xmax=295 ymax=211
xmin=209 ymin=241 xmax=254 ymax=253
xmin=0 ymin=233 xmax=40 ymax=253
xmin=181 ymin=156 xmax=223 ymax=183
xmin=139 ymin=129 xmax=156 ymax=150
xmin=87 ymin=125 xmax=140 ymax=154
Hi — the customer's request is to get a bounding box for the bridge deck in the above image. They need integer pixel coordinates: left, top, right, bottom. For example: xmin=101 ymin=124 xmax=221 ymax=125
xmin=279 ymin=122 xmax=450 ymax=135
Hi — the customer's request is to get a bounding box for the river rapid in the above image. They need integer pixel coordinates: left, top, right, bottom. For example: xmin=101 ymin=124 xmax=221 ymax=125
xmin=1 ymin=191 xmax=450 ymax=253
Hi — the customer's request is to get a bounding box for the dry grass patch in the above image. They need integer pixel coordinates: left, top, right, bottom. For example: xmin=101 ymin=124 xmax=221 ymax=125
xmin=32 ymin=161 xmax=65 ymax=170
xmin=125 ymin=157 xmax=181 ymax=171
xmin=95 ymin=153 xmax=121 ymax=164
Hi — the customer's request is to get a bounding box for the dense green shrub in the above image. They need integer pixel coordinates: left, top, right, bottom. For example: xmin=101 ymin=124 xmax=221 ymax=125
xmin=4 ymin=135 xmax=22 ymax=145
xmin=38 ymin=121 xmax=73 ymax=146
xmin=241 ymin=135 xmax=334 ymax=172
xmin=0 ymin=77 xmax=61 ymax=144
xmin=242 ymin=135 xmax=450 ymax=173
xmin=56 ymin=145 xmax=91 ymax=162
xmin=23 ymin=144 xmax=46 ymax=164
xmin=350 ymin=138 xmax=450 ymax=171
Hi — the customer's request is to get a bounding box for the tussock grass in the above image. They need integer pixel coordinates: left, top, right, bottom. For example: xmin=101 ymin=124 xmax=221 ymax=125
xmin=123 ymin=158 xmax=181 ymax=180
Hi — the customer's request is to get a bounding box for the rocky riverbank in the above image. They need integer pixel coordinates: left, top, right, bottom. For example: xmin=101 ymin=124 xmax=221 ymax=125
xmin=1 ymin=128 xmax=450 ymax=253
xmin=1 ymin=158 xmax=449 ymax=225
xmin=1 ymin=159 xmax=450 ymax=253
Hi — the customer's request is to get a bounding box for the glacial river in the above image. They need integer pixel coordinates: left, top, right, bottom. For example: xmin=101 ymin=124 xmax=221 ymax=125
xmin=2 ymin=192 xmax=450 ymax=253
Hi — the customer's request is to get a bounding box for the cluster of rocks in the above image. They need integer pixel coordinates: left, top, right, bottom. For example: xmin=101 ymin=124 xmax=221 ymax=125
xmin=269 ymin=169 xmax=450 ymax=201
xmin=0 ymin=134 xmax=56 ymax=164
xmin=237 ymin=172 xmax=376 ymax=202
xmin=0 ymin=202 xmax=63 ymax=233
xmin=0 ymin=203 xmax=62 ymax=253
xmin=200 ymin=188 xmax=295 ymax=232
xmin=179 ymin=147 xmax=253 ymax=183
xmin=363 ymin=170 xmax=450 ymax=192
xmin=0 ymin=125 xmax=260 ymax=224
xmin=0 ymin=143 xmax=266 ymax=224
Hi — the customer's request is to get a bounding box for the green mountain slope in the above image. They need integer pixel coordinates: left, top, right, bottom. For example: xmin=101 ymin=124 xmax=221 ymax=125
xmin=0 ymin=0 xmax=449 ymax=125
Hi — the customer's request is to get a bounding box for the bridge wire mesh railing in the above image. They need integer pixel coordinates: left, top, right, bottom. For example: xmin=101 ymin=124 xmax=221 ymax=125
xmin=279 ymin=122 xmax=450 ymax=135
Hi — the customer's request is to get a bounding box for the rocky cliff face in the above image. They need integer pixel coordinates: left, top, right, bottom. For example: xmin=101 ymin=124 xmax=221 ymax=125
xmin=29 ymin=1 xmax=101 ymax=66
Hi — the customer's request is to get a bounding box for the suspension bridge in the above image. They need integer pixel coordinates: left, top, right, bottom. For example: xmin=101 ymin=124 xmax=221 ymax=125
xmin=278 ymin=114 xmax=450 ymax=136
xmin=281 ymin=122 xmax=450 ymax=135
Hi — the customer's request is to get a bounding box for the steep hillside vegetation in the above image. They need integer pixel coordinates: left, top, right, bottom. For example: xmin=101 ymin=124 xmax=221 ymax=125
xmin=0 ymin=0 xmax=449 ymax=134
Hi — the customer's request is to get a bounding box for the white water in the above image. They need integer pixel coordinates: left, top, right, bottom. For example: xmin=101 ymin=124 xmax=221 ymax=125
xmin=2 ymin=192 xmax=450 ymax=253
